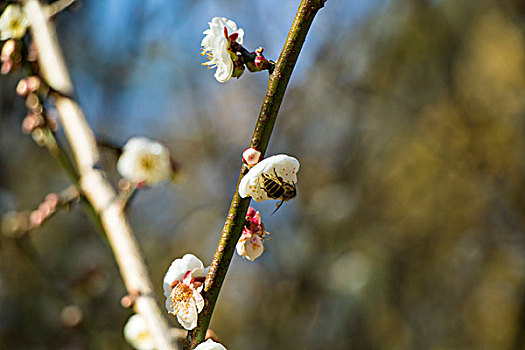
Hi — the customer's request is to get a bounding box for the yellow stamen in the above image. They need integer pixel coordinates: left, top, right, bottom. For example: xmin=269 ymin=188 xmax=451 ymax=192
xmin=169 ymin=283 xmax=194 ymax=315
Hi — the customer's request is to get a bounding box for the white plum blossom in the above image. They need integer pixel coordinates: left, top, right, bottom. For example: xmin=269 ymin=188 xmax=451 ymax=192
xmin=117 ymin=137 xmax=173 ymax=186
xmin=194 ymin=339 xmax=227 ymax=350
xmin=201 ymin=17 xmax=244 ymax=83
xmin=238 ymin=154 xmax=300 ymax=202
xmin=163 ymin=254 xmax=209 ymax=330
xmin=123 ymin=314 xmax=156 ymax=350
xmin=0 ymin=5 xmax=29 ymax=41
xmin=236 ymin=207 xmax=269 ymax=261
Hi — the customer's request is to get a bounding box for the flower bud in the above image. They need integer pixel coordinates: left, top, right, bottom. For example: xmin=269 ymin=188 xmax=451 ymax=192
xmin=38 ymin=201 xmax=53 ymax=218
xmin=29 ymin=210 xmax=44 ymax=226
xmin=60 ymin=305 xmax=83 ymax=328
xmin=1 ymin=39 xmax=16 ymax=61
xmin=27 ymin=76 xmax=41 ymax=92
xmin=0 ymin=59 xmax=12 ymax=75
xmin=16 ymin=79 xmax=29 ymax=96
xmin=254 ymin=56 xmax=269 ymax=70
xmin=242 ymin=147 xmax=262 ymax=166
xmin=45 ymin=193 xmax=60 ymax=208
xmin=22 ymin=114 xmax=40 ymax=133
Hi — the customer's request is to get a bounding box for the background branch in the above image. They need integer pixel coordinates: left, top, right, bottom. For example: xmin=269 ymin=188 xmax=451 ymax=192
xmin=185 ymin=0 xmax=327 ymax=348
xmin=22 ymin=1 xmax=178 ymax=349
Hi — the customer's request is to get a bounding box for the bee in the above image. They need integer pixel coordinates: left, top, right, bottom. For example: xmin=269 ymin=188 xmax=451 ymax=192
xmin=261 ymin=169 xmax=297 ymax=213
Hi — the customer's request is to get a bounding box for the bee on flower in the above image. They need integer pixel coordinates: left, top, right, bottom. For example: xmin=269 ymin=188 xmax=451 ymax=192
xmin=201 ymin=17 xmax=244 ymax=83
xmin=163 ymin=254 xmax=209 ymax=330
xmin=236 ymin=207 xmax=270 ymax=261
xmin=0 ymin=5 xmax=29 ymax=41
xmin=238 ymin=154 xmax=300 ymax=212
xmin=117 ymin=137 xmax=175 ymax=187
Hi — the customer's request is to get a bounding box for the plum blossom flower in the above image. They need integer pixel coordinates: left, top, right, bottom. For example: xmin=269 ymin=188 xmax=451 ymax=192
xmin=195 ymin=339 xmax=227 ymax=350
xmin=123 ymin=314 xmax=156 ymax=350
xmin=236 ymin=207 xmax=270 ymax=261
xmin=201 ymin=17 xmax=244 ymax=83
xmin=0 ymin=5 xmax=29 ymax=41
xmin=238 ymin=154 xmax=300 ymax=202
xmin=117 ymin=137 xmax=173 ymax=186
xmin=163 ymin=254 xmax=209 ymax=330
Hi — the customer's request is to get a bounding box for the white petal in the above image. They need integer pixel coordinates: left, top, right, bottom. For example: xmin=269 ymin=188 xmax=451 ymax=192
xmin=163 ymin=254 xmax=205 ymax=297
xmin=193 ymin=289 xmax=205 ymax=313
xmin=194 ymin=339 xmax=228 ymax=350
xmin=245 ymin=235 xmax=264 ymax=261
xmin=180 ymin=253 xmax=205 ymax=272
xmin=213 ymin=41 xmax=233 ymax=83
xmin=165 ymin=296 xmax=175 ymax=313
xmin=176 ymin=302 xmax=199 ymax=330
xmin=236 ymin=232 xmax=265 ymax=261
xmin=123 ymin=314 xmax=156 ymax=350
xmin=192 ymin=266 xmax=209 ymax=279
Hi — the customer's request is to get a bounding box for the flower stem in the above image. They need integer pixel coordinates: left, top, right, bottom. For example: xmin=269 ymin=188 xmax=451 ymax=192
xmin=185 ymin=0 xmax=327 ymax=348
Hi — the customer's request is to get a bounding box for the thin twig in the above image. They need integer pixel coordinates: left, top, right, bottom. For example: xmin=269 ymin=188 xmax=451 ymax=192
xmin=22 ymin=1 xmax=178 ymax=349
xmin=1 ymin=184 xmax=79 ymax=238
xmin=185 ymin=1 xmax=327 ymax=348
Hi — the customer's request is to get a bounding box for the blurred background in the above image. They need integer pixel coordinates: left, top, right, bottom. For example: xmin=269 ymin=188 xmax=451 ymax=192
xmin=2 ymin=0 xmax=525 ymax=348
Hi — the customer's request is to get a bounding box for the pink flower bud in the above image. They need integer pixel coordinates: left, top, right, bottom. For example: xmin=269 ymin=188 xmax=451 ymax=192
xmin=1 ymin=59 xmax=13 ymax=75
xmin=30 ymin=210 xmax=44 ymax=226
xmin=1 ymin=40 xmax=16 ymax=61
xmin=22 ymin=114 xmax=39 ymax=133
xmin=242 ymin=147 xmax=262 ymax=166
xmin=16 ymin=79 xmax=29 ymax=96
xmin=38 ymin=201 xmax=53 ymax=217
xmin=27 ymin=76 xmax=41 ymax=92
xmin=254 ymin=56 xmax=267 ymax=70
xmin=45 ymin=193 xmax=60 ymax=208
xmin=246 ymin=206 xmax=257 ymax=218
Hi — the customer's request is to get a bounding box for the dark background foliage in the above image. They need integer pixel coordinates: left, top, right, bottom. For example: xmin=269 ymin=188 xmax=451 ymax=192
xmin=2 ymin=0 xmax=525 ymax=349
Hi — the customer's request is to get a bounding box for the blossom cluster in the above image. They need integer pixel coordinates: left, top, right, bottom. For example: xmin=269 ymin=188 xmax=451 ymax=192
xmin=201 ymin=17 xmax=272 ymax=82
xmin=1 ymin=5 xmax=304 ymax=348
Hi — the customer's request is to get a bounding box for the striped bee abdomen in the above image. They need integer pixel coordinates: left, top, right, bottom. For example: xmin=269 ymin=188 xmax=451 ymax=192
xmin=261 ymin=174 xmax=285 ymax=199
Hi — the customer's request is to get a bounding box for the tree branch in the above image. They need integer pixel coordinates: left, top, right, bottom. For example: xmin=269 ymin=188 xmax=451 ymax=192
xmin=22 ymin=1 xmax=178 ymax=349
xmin=185 ymin=0 xmax=327 ymax=348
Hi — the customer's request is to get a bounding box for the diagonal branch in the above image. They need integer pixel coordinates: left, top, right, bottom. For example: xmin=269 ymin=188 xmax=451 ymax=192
xmin=185 ymin=0 xmax=327 ymax=348
xmin=22 ymin=1 xmax=178 ymax=349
